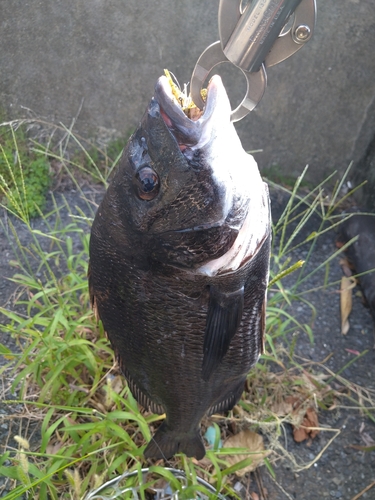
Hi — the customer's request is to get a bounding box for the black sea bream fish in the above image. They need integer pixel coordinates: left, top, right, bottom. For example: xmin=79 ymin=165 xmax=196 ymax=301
xmin=89 ymin=74 xmax=271 ymax=460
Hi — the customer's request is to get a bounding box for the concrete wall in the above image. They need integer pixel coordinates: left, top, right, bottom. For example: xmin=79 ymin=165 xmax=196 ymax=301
xmin=1 ymin=0 xmax=375 ymax=203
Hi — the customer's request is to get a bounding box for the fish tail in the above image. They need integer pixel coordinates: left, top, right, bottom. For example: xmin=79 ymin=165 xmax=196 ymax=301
xmin=144 ymin=422 xmax=205 ymax=460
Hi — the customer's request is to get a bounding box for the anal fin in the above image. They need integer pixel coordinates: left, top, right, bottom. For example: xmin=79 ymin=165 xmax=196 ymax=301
xmin=123 ymin=367 xmax=164 ymax=415
xmin=208 ymin=378 xmax=245 ymax=416
xmin=201 ymin=285 xmax=244 ymax=381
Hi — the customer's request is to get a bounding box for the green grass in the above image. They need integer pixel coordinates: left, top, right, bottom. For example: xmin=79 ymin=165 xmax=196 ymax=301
xmin=261 ymin=163 xmax=313 ymax=190
xmin=0 ymin=126 xmax=374 ymax=499
xmin=0 ymin=123 xmax=50 ymax=219
xmin=0 ymin=118 xmax=128 ymax=222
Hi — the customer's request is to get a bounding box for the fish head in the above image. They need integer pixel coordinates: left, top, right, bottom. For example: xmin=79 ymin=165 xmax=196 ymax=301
xmin=114 ymin=74 xmax=262 ymax=268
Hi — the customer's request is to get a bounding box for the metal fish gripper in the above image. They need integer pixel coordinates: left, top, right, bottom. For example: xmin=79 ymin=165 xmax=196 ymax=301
xmin=191 ymin=0 xmax=316 ymax=122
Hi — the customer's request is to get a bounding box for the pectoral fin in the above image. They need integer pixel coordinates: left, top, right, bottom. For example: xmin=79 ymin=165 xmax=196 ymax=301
xmin=201 ymin=286 xmax=244 ymax=381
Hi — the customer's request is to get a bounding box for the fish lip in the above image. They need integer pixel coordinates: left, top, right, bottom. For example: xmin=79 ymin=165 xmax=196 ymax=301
xmin=153 ymin=74 xmax=228 ymax=146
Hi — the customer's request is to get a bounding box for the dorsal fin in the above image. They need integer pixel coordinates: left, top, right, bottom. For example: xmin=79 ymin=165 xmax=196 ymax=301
xmin=201 ymin=285 xmax=244 ymax=381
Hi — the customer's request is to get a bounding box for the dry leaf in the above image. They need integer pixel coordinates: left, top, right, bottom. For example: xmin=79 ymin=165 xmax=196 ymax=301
xmin=345 ymin=348 xmax=361 ymax=355
xmin=270 ymin=400 xmax=294 ymax=416
xmin=339 ymin=257 xmax=354 ymax=277
xmin=293 ymin=426 xmax=308 ymax=442
xmin=340 ymin=276 xmax=356 ymax=335
xmin=272 ymin=395 xmax=303 ymax=416
xmin=223 ymin=430 xmax=270 ymax=476
xmin=65 ymin=416 xmax=77 ymax=426
xmin=46 ymin=441 xmax=63 ymax=455
xmin=361 ymin=432 xmax=375 ymax=447
xmin=110 ymin=375 xmax=124 ymax=394
xmin=293 ymin=407 xmax=319 ymax=442
xmin=192 ymin=456 xmax=212 ymax=468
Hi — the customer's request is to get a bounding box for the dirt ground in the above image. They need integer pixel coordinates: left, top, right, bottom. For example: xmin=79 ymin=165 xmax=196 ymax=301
xmin=0 ymin=187 xmax=374 ymax=499
xmin=259 ymin=192 xmax=375 ymax=499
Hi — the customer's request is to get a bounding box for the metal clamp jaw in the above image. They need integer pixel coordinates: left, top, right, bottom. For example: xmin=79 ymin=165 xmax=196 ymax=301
xmin=191 ymin=0 xmax=316 ymax=122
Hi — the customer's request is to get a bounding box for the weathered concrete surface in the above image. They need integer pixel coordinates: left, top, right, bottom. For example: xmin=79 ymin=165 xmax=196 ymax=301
xmin=1 ymin=0 xmax=375 ymax=200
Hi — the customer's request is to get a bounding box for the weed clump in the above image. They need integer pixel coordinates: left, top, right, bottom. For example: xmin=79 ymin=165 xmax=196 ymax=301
xmin=0 ymin=124 xmax=50 ymax=218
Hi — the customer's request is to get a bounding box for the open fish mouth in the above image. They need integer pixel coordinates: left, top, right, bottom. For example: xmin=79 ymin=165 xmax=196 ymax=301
xmin=154 ymin=75 xmax=230 ymax=149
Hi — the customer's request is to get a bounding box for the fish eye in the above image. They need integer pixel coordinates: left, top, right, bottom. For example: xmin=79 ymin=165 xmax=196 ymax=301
xmin=134 ymin=166 xmax=160 ymax=200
